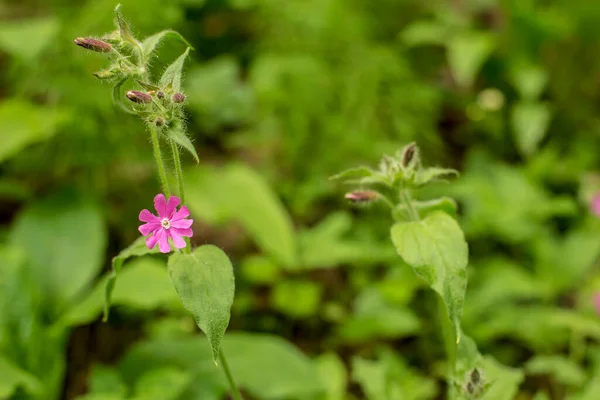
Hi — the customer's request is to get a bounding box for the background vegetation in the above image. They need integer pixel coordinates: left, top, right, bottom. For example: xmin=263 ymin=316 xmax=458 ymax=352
xmin=2 ymin=0 xmax=600 ymax=399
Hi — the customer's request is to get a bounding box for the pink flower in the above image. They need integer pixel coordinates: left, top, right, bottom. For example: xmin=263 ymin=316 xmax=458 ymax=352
xmin=591 ymin=193 xmax=600 ymax=217
xmin=138 ymin=194 xmax=193 ymax=253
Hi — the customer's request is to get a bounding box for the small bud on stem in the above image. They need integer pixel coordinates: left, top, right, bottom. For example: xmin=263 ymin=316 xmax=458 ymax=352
xmin=74 ymin=37 xmax=113 ymax=53
xmin=401 ymin=142 xmax=417 ymax=168
xmin=172 ymin=93 xmax=186 ymax=103
xmin=345 ymin=191 xmax=379 ymax=204
xmin=126 ymin=90 xmax=153 ymax=104
xmin=155 ymin=117 xmax=165 ymax=127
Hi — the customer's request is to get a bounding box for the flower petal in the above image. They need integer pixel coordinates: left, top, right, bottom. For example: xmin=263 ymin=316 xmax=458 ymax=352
xmin=139 ymin=209 xmax=160 ymax=223
xmin=139 ymin=222 xmax=161 ymax=236
xmin=169 ymin=230 xmax=187 ymax=249
xmin=171 ymin=218 xmax=193 ymax=229
xmin=146 ymin=229 xmax=163 ymax=249
xmin=154 ymin=194 xmax=168 ymax=218
xmin=157 ymin=229 xmax=171 ymax=253
xmin=171 ymin=205 xmax=190 ymax=221
xmin=171 ymin=227 xmax=193 ymax=237
xmin=166 ymin=196 xmax=181 ymax=217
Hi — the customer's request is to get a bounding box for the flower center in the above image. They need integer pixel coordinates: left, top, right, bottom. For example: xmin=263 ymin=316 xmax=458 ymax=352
xmin=161 ymin=218 xmax=171 ymax=229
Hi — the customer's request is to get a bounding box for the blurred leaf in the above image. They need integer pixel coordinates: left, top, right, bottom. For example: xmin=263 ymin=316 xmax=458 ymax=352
xmin=159 ymin=47 xmax=191 ymax=92
xmin=119 ymin=333 xmax=324 ymax=399
xmin=509 ymin=62 xmax=548 ymax=100
xmin=339 ymin=288 xmax=420 ymax=343
xmin=10 ymin=191 xmax=106 ymax=313
xmin=447 ymin=31 xmax=495 ymax=87
xmin=0 ymin=356 xmax=42 ymax=398
xmin=186 ymin=164 xmax=297 ymax=267
xmin=142 ymin=30 xmax=192 ymax=61
xmin=271 ymin=280 xmax=322 ymax=318
xmin=131 ymin=367 xmax=191 ymax=400
xmin=63 ymin=257 xmax=178 ymax=326
xmin=185 ymin=57 xmax=254 ymax=133
xmin=104 ymin=236 xmax=160 ymax=321
xmin=526 ymin=355 xmax=586 ymax=387
xmin=450 ymin=152 xmax=576 ymax=242
xmin=87 ymin=365 xmax=127 ymax=398
xmin=168 ymin=245 xmax=234 ymax=362
xmin=400 ymin=21 xmax=448 ymax=46
xmin=463 ymin=258 xmax=549 ymax=325
xmin=511 ymin=101 xmax=552 ymax=157
xmin=315 ymin=353 xmax=347 ymax=400
xmin=0 ymin=17 xmax=59 ymax=60
xmin=298 ymin=212 xmax=396 ymax=269
xmin=352 ymin=348 xmax=437 ymax=400
xmin=241 ymin=255 xmax=281 ymax=284
xmin=0 ymin=100 xmax=66 ymax=163
xmin=391 ymin=211 xmax=468 ymax=341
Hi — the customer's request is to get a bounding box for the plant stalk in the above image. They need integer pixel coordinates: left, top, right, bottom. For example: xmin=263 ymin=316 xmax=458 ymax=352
xmin=218 ymin=350 xmax=243 ymax=400
xmin=150 ymin=126 xmax=170 ymax=197
xmin=170 ymin=141 xmax=191 ymax=253
xmin=400 ymin=189 xmax=420 ymax=221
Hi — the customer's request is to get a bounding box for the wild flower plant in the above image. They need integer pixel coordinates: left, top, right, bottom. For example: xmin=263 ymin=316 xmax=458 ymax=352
xmin=75 ymin=5 xmax=241 ymax=399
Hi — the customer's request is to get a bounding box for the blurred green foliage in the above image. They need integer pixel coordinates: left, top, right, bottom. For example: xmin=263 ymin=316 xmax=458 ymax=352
xmin=3 ymin=0 xmax=600 ymax=399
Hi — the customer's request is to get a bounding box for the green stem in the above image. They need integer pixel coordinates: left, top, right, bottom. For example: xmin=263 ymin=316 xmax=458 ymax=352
xmin=170 ymin=141 xmax=191 ymax=253
xmin=219 ymin=350 xmax=243 ymax=400
xmin=150 ymin=126 xmax=171 ymax=197
xmin=400 ymin=189 xmax=420 ymax=221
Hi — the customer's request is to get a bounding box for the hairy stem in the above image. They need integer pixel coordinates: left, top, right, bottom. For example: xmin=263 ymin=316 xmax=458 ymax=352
xmin=219 ymin=350 xmax=243 ymax=400
xmin=400 ymin=189 xmax=420 ymax=221
xmin=170 ymin=141 xmax=191 ymax=253
xmin=150 ymin=126 xmax=171 ymax=197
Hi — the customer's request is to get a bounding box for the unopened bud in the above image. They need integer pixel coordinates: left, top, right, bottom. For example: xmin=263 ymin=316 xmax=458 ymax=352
xmin=74 ymin=37 xmax=112 ymax=53
xmin=401 ymin=142 xmax=417 ymax=168
xmin=155 ymin=117 xmax=165 ymax=127
xmin=157 ymin=91 xmax=165 ymax=99
xmin=470 ymin=368 xmax=481 ymax=384
xmin=344 ymin=191 xmax=379 ymax=204
xmin=172 ymin=93 xmax=185 ymax=103
xmin=126 ymin=90 xmax=152 ymax=104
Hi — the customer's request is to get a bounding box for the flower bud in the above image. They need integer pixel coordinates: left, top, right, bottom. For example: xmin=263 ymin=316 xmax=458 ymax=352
xmin=74 ymin=37 xmax=112 ymax=53
xmin=126 ymin=90 xmax=152 ymax=104
xmin=401 ymin=142 xmax=417 ymax=168
xmin=155 ymin=117 xmax=165 ymax=127
xmin=344 ymin=191 xmax=379 ymax=204
xmin=172 ymin=93 xmax=185 ymax=103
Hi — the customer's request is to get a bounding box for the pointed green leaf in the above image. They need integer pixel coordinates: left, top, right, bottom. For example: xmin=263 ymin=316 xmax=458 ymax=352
xmin=165 ymin=125 xmax=199 ymax=162
xmin=390 ymin=211 xmax=468 ymax=340
xmin=329 ymin=166 xmax=376 ymax=181
xmin=447 ymin=31 xmax=495 ymax=88
xmin=168 ymin=245 xmax=235 ymax=362
xmin=142 ymin=30 xmax=193 ymax=61
xmin=114 ymin=4 xmax=138 ymax=47
xmin=413 ymin=167 xmax=459 ymax=187
xmin=159 ymin=47 xmax=191 ymax=93
xmin=104 ymin=236 xmax=160 ymax=321
xmin=511 ymin=101 xmax=552 ymax=157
